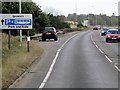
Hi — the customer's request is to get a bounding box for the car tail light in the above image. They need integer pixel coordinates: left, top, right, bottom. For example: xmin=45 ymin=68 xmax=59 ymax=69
xmin=118 ymin=35 xmax=120 ymax=38
xmin=107 ymin=35 xmax=111 ymax=38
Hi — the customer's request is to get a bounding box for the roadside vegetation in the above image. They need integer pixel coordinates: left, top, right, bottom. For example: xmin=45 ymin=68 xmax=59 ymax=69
xmin=2 ymin=33 xmax=43 ymax=88
xmin=2 ymin=2 xmax=71 ymax=36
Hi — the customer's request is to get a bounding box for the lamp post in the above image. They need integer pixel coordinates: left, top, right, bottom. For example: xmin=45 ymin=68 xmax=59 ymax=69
xmin=88 ymin=5 xmax=94 ymax=26
xmin=96 ymin=15 xmax=97 ymax=26
xmin=75 ymin=0 xmax=77 ymax=27
xmin=110 ymin=3 xmax=118 ymax=27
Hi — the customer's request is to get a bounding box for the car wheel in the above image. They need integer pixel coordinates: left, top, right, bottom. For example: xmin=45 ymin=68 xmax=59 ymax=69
xmin=118 ymin=39 xmax=120 ymax=43
xmin=106 ymin=39 xmax=109 ymax=42
xmin=42 ymin=38 xmax=46 ymax=41
xmin=54 ymin=37 xmax=58 ymax=41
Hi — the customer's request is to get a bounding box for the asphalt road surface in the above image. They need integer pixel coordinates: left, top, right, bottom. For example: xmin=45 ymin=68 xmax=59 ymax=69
xmin=9 ymin=30 xmax=119 ymax=89
xmin=44 ymin=31 xmax=118 ymax=88
xmin=92 ymin=30 xmax=119 ymax=70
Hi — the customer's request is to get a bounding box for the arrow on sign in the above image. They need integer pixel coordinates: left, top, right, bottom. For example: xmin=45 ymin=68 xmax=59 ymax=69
xmin=1 ymin=19 xmax=4 ymax=25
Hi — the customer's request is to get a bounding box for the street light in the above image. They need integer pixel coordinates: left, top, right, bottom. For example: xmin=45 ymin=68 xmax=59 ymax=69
xmin=110 ymin=2 xmax=118 ymax=26
xmin=96 ymin=15 xmax=97 ymax=26
xmin=75 ymin=0 xmax=77 ymax=27
xmin=88 ymin=5 xmax=94 ymax=26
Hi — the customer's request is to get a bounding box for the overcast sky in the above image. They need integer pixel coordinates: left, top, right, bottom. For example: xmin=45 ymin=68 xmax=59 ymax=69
xmin=32 ymin=0 xmax=119 ymax=16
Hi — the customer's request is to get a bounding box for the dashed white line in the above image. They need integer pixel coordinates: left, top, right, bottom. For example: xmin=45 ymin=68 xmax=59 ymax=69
xmin=104 ymin=55 xmax=112 ymax=63
xmin=98 ymin=49 xmax=104 ymax=54
xmin=95 ymin=45 xmax=99 ymax=49
xmin=91 ymin=35 xmax=104 ymax=53
xmin=93 ymin=42 xmax=96 ymax=45
xmin=114 ymin=65 xmax=120 ymax=72
xmin=39 ymin=33 xmax=78 ymax=88
xmin=91 ymin=35 xmax=120 ymax=72
xmin=91 ymin=36 xmax=93 ymax=42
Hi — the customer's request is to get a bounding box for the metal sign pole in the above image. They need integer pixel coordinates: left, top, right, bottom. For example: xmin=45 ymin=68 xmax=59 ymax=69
xmin=8 ymin=30 xmax=11 ymax=49
xmin=27 ymin=30 xmax=30 ymax=52
xmin=19 ymin=0 xmax=22 ymax=46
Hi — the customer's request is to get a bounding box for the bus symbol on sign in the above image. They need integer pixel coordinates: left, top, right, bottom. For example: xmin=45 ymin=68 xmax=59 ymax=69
xmin=5 ymin=19 xmax=32 ymax=25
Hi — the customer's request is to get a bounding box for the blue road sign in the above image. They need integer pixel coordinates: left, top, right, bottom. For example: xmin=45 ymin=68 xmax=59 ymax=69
xmin=5 ymin=19 xmax=32 ymax=25
xmin=1 ymin=14 xmax=32 ymax=29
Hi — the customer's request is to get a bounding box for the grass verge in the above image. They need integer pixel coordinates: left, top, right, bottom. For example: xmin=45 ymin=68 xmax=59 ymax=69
xmin=2 ymin=33 xmax=43 ymax=89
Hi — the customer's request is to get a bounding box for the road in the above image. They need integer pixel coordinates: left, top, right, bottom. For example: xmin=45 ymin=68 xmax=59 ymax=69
xmin=92 ymin=30 xmax=119 ymax=70
xmin=43 ymin=31 xmax=118 ymax=88
xmin=9 ymin=30 xmax=119 ymax=89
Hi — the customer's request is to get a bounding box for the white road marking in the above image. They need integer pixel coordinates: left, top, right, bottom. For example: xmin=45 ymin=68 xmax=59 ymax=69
xmin=98 ymin=49 xmax=104 ymax=54
xmin=105 ymin=55 xmax=112 ymax=63
xmin=114 ymin=65 xmax=120 ymax=72
xmin=93 ymin=42 xmax=96 ymax=45
xmin=39 ymin=33 xmax=78 ymax=88
xmin=95 ymin=45 xmax=99 ymax=49
xmin=91 ymin=36 xmax=97 ymax=47
xmin=91 ymin=35 xmax=120 ymax=72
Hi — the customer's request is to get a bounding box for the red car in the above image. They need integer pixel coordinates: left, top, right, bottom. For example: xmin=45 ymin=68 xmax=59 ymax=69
xmin=105 ymin=29 xmax=120 ymax=42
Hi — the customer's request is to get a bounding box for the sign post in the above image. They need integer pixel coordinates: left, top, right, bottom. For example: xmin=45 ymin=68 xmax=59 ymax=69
xmin=8 ymin=30 xmax=11 ymax=49
xmin=19 ymin=0 xmax=22 ymax=46
xmin=27 ymin=30 xmax=30 ymax=52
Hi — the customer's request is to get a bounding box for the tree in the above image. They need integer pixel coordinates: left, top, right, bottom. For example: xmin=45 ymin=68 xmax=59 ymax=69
xmin=2 ymin=2 xmax=70 ymax=35
xmin=2 ymin=2 xmax=49 ymax=35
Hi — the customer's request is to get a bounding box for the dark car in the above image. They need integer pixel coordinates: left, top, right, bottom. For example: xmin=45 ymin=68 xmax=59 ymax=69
xmin=105 ymin=29 xmax=120 ymax=42
xmin=101 ymin=28 xmax=109 ymax=36
xmin=42 ymin=27 xmax=58 ymax=41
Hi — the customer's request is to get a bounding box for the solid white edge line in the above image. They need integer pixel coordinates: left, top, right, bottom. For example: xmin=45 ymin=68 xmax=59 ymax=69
xmin=39 ymin=51 xmax=59 ymax=88
xmin=114 ymin=65 xmax=120 ymax=72
xmin=39 ymin=83 xmax=45 ymax=89
xmin=104 ymin=55 xmax=112 ymax=63
xmin=39 ymin=33 xmax=78 ymax=88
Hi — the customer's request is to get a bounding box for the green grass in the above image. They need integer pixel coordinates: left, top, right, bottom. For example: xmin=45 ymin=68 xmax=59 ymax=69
xmin=2 ymin=34 xmax=44 ymax=88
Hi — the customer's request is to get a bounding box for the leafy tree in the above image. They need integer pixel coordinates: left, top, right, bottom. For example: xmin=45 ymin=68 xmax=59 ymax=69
xmin=2 ymin=2 xmax=70 ymax=35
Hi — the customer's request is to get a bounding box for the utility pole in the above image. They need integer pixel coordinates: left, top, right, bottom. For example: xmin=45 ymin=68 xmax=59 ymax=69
xmin=75 ymin=0 xmax=77 ymax=27
xmin=96 ymin=15 xmax=97 ymax=26
xmin=19 ymin=0 xmax=22 ymax=46
xmin=88 ymin=6 xmax=94 ymax=26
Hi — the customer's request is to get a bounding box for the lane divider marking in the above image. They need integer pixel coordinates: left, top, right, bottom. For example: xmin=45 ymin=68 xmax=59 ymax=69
xmin=39 ymin=33 xmax=78 ymax=88
xmin=104 ymin=55 xmax=112 ymax=63
xmin=91 ymin=35 xmax=120 ymax=72
xmin=114 ymin=65 xmax=120 ymax=72
xmin=98 ymin=49 xmax=104 ymax=54
xmin=95 ymin=45 xmax=99 ymax=49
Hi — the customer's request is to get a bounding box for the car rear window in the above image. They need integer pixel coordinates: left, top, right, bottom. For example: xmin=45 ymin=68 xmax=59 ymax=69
xmin=102 ymin=29 xmax=108 ymax=31
xmin=43 ymin=28 xmax=54 ymax=32
xmin=108 ymin=30 xmax=118 ymax=34
xmin=103 ymin=28 xmax=108 ymax=30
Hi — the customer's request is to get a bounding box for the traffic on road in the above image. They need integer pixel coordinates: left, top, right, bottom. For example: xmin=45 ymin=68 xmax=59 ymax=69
xmin=1 ymin=0 xmax=119 ymax=90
